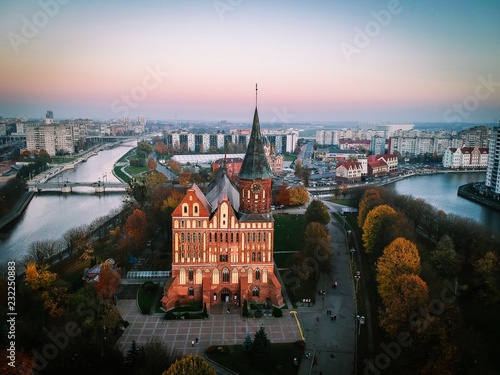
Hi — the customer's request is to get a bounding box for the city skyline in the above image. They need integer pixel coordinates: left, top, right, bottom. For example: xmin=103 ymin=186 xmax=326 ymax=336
xmin=1 ymin=0 xmax=499 ymax=123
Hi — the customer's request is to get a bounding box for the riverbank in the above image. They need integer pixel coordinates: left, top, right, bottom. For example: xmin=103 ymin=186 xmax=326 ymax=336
xmin=0 ymin=191 xmax=34 ymax=231
xmin=457 ymin=183 xmax=500 ymax=212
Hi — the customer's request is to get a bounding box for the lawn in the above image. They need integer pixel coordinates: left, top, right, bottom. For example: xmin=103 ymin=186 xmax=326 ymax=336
xmin=273 ymin=214 xmax=306 ymax=253
xmin=137 ymin=281 xmax=160 ymax=314
xmin=206 ymin=342 xmax=304 ymax=375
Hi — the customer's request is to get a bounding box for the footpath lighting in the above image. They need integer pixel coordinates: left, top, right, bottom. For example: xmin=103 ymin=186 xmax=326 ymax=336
xmin=354 ymin=274 xmax=361 ymax=293
xmin=357 ymin=315 xmax=365 ymax=335
xmin=350 ymin=248 xmax=356 ymax=263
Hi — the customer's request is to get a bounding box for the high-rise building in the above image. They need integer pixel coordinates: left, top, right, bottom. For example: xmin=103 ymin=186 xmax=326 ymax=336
xmin=461 ymin=125 xmax=490 ymax=148
xmin=162 ymin=102 xmax=284 ymax=312
xmin=485 ymin=124 xmax=500 ymax=195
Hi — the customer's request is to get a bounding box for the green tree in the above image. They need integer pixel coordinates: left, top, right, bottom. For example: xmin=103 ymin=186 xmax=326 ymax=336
xmin=137 ymin=338 xmax=180 ymax=375
xmin=243 ymin=332 xmax=253 ymax=353
xmin=242 ymin=299 xmax=249 ymax=317
xmin=137 ymin=141 xmax=153 ymax=158
xmin=362 ymin=204 xmax=397 ymax=255
xmin=125 ymin=340 xmax=140 ymax=374
xmin=305 ymin=200 xmax=330 ymax=225
xmin=162 ymin=354 xmax=216 ymax=375
xmin=430 ymin=235 xmax=462 ymax=277
xmin=251 ymin=327 xmax=272 ymax=368
xmin=472 ymin=251 xmax=500 ymax=305
xmin=376 ymin=237 xmax=421 ymax=301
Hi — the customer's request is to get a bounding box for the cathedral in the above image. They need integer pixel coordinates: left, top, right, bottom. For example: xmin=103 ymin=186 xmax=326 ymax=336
xmin=161 ymin=100 xmax=284 ymax=311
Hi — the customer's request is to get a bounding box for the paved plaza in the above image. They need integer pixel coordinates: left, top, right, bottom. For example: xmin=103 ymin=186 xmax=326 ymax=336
xmin=117 ymin=300 xmax=303 ymax=356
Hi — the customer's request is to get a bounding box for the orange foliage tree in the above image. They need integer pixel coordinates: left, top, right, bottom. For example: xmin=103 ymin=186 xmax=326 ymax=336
xmin=147 ymin=157 xmax=158 ymax=170
xmin=275 ymin=182 xmax=290 ymax=206
xmin=124 ymin=209 xmax=148 ymax=248
xmin=358 ymin=189 xmax=384 ymax=227
xmin=96 ymin=262 xmax=120 ymax=302
xmin=376 ymin=237 xmax=421 ymax=301
xmin=379 ymin=273 xmax=429 ymax=337
xmin=361 ymin=204 xmax=397 ymax=255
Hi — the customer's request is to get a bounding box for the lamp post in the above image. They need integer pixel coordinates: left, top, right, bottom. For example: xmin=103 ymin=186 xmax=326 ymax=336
xmin=346 ymin=230 xmax=351 ymax=246
xmin=354 ymin=274 xmax=361 ymax=293
xmin=357 ymin=315 xmax=365 ymax=335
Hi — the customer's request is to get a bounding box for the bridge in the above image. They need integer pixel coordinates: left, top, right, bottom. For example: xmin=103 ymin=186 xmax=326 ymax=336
xmin=28 ymin=181 xmax=129 ymax=193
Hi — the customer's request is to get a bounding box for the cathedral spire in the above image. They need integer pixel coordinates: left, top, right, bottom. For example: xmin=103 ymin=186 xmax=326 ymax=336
xmin=238 ymin=86 xmax=273 ymax=180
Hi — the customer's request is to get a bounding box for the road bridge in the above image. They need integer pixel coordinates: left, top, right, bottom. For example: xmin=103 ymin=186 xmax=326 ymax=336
xmin=27 ymin=181 xmax=129 ymax=193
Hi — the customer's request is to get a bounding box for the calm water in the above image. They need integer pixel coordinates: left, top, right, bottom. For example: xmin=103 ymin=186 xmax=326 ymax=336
xmin=387 ymin=171 xmax=500 ymax=235
xmin=0 ymin=142 xmax=136 ymax=263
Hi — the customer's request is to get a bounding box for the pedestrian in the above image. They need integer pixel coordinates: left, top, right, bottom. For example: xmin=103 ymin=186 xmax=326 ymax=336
xmin=195 ymin=338 xmax=198 ymax=344
xmin=334 ymin=314 xmax=337 ymax=320
xmin=334 ymin=281 xmax=337 ymax=289
xmin=191 ymin=340 xmax=194 ymax=347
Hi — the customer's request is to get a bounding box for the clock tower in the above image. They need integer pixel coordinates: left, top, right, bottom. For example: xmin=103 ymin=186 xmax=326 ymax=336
xmin=238 ymin=89 xmax=274 ymax=219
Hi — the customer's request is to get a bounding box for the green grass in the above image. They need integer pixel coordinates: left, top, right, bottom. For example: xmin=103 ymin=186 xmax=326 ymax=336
xmin=117 ymin=148 xmax=136 ymax=163
xmin=273 ymin=214 xmax=306 ymax=253
xmin=206 ymin=342 xmax=304 ymax=375
xmin=113 ymin=166 xmax=130 ymax=183
xmin=125 ymin=166 xmax=148 ymax=175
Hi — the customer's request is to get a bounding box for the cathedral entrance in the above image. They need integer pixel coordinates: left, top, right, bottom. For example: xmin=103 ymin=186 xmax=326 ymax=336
xmin=220 ymin=288 xmax=231 ymax=303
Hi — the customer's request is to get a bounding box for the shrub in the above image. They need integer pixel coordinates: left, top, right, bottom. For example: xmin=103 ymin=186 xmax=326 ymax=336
xmin=164 ymin=311 xmax=176 ymax=320
xmin=254 ymin=310 xmax=263 ymax=318
xmin=272 ymin=307 xmax=282 ymax=317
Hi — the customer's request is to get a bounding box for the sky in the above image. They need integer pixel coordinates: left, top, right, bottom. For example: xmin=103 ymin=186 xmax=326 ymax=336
xmin=1 ymin=0 xmax=499 ymax=124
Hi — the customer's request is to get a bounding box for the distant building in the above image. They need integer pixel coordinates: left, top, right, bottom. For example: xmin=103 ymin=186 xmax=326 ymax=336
xmin=212 ymin=157 xmax=243 ymax=179
xmin=485 ymin=125 xmax=500 ymax=195
xmin=460 ymin=126 xmax=490 ymax=148
xmin=263 ymin=137 xmax=283 ymax=175
xmin=370 ymin=135 xmax=386 ymax=155
xmin=388 ymin=136 xmax=460 ymax=158
xmin=25 ymin=121 xmax=87 ymax=156
xmin=335 ymin=161 xmax=363 ymax=183
xmin=339 ymin=139 xmax=370 ymax=151
xmin=366 ymin=154 xmax=398 ymax=177
xmin=442 ymin=147 xmax=489 ymax=169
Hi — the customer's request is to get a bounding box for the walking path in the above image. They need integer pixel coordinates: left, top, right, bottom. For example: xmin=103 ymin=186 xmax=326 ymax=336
xmin=296 ymin=200 xmax=356 ymax=375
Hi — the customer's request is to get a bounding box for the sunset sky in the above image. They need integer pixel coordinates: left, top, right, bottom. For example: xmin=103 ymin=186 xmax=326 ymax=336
xmin=1 ymin=0 xmax=499 ymax=123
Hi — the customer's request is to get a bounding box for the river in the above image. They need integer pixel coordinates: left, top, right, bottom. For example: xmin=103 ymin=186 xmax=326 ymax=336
xmin=0 ymin=142 xmax=136 ymax=264
xmin=386 ymin=171 xmax=500 ymax=235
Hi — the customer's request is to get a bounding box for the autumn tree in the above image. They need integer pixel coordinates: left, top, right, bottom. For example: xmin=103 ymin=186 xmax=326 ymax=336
xmin=154 ymin=141 xmax=168 ymax=158
xmin=178 ymin=171 xmax=192 ymax=187
xmin=275 ymin=183 xmax=290 ymax=206
xmin=147 ymin=157 xmax=158 ymax=170
xmin=362 ymin=204 xmax=397 ymax=256
xmin=25 ymin=262 xmax=56 ymax=290
xmin=305 ymin=199 xmax=330 ymax=225
xmin=288 ymin=186 xmax=309 ymax=206
xmin=379 ymin=273 xmax=429 ymax=337
xmin=167 ymin=159 xmax=182 ymax=174
xmin=163 ymin=354 xmax=216 ymax=375
xmin=358 ymin=189 xmax=384 ymax=227
xmin=96 ymin=261 xmax=120 ymax=302
xmin=376 ymin=237 xmax=421 ymax=301
xmin=124 ymin=209 xmax=148 ymax=249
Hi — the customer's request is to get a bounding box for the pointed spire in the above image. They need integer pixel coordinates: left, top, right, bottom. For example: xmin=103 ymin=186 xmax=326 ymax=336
xmin=255 ymin=83 xmax=258 ymax=107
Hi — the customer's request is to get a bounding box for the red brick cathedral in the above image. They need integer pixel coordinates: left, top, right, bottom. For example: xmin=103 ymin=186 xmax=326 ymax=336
xmin=162 ymin=102 xmax=284 ymax=311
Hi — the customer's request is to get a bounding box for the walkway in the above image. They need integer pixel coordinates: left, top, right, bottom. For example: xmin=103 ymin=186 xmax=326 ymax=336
xmin=296 ymin=200 xmax=357 ymax=375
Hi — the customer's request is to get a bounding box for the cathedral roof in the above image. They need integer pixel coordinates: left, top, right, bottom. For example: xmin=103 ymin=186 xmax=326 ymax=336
xmin=205 ymin=161 xmax=240 ymax=213
xmin=238 ymin=108 xmax=274 ymax=180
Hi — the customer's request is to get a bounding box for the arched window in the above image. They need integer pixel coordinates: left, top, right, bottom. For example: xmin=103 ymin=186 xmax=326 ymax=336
xmin=183 ymin=204 xmax=188 ymax=214
xmin=188 ymin=269 xmax=193 ymax=281
xmin=252 ymin=252 xmax=256 ymax=262
xmin=209 ymin=233 xmax=212 ymax=242
xmin=256 ymin=268 xmax=260 ymax=281
xmin=257 ymin=252 xmax=261 ymax=261
xmin=181 ymin=233 xmax=185 ymax=242
xmin=194 ymin=205 xmax=199 ymax=214
xmin=188 ymin=287 xmax=194 ymax=296
xmin=252 ymin=286 xmax=259 ymax=297
xmin=222 ymin=268 xmax=230 ymax=283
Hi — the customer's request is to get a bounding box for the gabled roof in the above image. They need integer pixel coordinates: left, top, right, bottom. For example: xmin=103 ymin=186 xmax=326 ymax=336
xmin=205 ymin=162 xmax=240 ymax=213
xmin=238 ymin=108 xmax=274 ymax=180
xmin=337 ymin=161 xmax=362 ymax=169
xmin=191 ymin=183 xmax=213 ymax=214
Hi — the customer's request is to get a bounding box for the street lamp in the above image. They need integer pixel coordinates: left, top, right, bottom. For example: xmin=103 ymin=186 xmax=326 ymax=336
xmin=350 ymin=248 xmax=356 ymax=264
xmin=354 ymin=274 xmax=361 ymax=293
xmin=357 ymin=315 xmax=365 ymax=335
xmin=346 ymin=229 xmax=351 ymax=246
